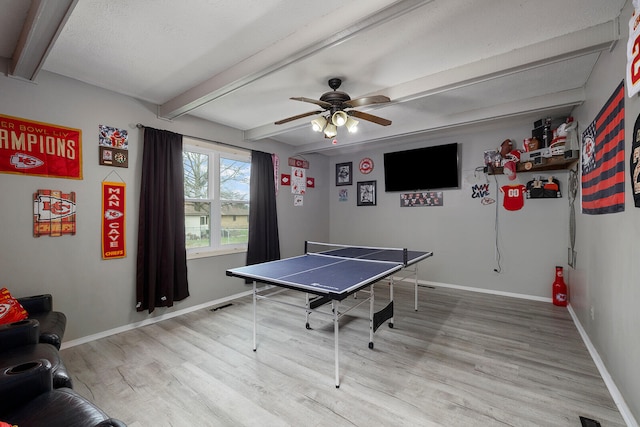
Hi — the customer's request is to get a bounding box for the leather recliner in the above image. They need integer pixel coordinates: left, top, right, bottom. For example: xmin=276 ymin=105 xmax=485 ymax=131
xmin=0 ymin=319 xmax=72 ymax=389
xmin=0 ymin=359 xmax=126 ymax=427
xmin=17 ymin=293 xmax=66 ymax=350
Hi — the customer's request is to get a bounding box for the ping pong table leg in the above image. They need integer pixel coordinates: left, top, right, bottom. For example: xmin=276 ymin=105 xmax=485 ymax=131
xmin=332 ymin=300 xmax=340 ymax=388
xmin=389 ymin=278 xmax=394 ymax=328
xmin=305 ymin=293 xmax=311 ymax=329
xmin=414 ymin=265 xmax=419 ymax=311
xmin=369 ymin=284 xmax=375 ymax=349
xmin=253 ymin=282 xmax=257 ymax=351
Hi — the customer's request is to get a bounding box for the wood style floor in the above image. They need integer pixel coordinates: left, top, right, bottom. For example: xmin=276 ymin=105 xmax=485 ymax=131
xmin=61 ymin=284 xmax=626 ymax=426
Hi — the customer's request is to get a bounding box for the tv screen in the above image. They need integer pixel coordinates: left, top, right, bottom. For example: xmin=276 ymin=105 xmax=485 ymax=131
xmin=384 ymin=143 xmax=460 ymax=192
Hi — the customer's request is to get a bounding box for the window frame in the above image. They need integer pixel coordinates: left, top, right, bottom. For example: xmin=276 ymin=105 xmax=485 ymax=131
xmin=183 ymin=137 xmax=250 ymax=258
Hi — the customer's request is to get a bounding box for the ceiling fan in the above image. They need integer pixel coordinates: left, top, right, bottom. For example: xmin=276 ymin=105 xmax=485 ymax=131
xmin=274 ymin=78 xmax=392 ymax=138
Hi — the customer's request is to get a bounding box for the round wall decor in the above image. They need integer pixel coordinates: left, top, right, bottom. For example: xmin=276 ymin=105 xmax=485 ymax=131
xmin=359 ymin=157 xmax=374 ymax=174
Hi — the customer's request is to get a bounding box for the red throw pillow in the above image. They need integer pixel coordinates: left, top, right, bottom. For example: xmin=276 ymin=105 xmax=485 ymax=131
xmin=0 ymin=287 xmax=28 ymax=325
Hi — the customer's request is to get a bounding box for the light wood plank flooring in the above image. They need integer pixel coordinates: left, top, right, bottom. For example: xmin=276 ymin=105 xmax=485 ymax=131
xmin=61 ymin=285 xmax=626 ymax=426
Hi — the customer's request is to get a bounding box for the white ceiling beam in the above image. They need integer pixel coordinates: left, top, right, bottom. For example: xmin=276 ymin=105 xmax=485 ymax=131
xmin=384 ymin=19 xmax=619 ymax=104
xmin=244 ymin=19 xmax=618 ymax=142
xmin=295 ymin=88 xmax=586 ymax=155
xmin=158 ymin=0 xmax=434 ymax=120
xmin=10 ymin=0 xmax=78 ymax=81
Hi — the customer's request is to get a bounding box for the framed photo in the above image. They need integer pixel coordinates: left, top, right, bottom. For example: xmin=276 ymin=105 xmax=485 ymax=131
xmin=400 ymin=191 xmax=443 ymax=207
xmin=357 ymin=180 xmax=376 ymax=206
xmin=335 ymin=162 xmax=352 ymax=186
xmin=99 ymin=146 xmax=129 ymax=168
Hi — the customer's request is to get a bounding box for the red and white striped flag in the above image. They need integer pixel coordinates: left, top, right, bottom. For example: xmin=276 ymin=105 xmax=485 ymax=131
xmin=581 ymin=81 xmax=625 ymax=215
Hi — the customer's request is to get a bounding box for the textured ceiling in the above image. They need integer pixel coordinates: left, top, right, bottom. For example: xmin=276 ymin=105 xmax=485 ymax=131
xmin=0 ymin=0 xmax=627 ymax=155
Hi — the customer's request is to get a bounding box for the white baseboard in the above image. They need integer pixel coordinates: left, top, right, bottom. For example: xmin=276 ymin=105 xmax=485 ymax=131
xmin=396 ymin=276 xmax=552 ymax=302
xmin=61 ymin=289 xmax=255 ymax=350
xmin=406 ymin=278 xmax=637 ymax=427
xmin=567 ymin=304 xmax=638 ymax=427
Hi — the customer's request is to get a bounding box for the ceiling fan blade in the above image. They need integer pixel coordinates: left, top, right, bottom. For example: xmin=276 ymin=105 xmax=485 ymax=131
xmin=349 ymin=110 xmax=392 ymax=126
xmin=343 ymin=95 xmax=390 ymax=108
xmin=274 ymin=110 xmax=323 ymax=125
xmin=290 ymin=97 xmax=332 ymax=109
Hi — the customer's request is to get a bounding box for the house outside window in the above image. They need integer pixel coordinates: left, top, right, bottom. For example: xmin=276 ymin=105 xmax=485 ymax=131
xmin=183 ymin=138 xmax=250 ymax=254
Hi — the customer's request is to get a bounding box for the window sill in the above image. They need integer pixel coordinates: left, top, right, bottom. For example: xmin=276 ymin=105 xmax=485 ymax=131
xmin=187 ymin=247 xmax=247 ymax=260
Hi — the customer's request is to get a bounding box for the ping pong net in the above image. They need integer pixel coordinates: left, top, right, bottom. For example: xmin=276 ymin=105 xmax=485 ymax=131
xmin=304 ymin=241 xmax=410 ymax=266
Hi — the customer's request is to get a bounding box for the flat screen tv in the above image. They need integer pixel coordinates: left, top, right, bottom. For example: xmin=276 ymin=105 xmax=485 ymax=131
xmin=384 ymin=142 xmax=460 ymax=192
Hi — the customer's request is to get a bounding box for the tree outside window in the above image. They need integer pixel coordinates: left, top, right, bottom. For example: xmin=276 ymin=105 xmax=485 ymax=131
xmin=183 ymin=141 xmax=250 ymax=252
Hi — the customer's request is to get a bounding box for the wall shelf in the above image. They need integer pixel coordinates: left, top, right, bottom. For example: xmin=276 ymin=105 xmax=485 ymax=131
xmin=487 ymin=154 xmax=579 ymax=175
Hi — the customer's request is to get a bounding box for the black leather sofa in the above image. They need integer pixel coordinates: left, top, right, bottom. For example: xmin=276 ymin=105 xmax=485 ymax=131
xmin=17 ymin=293 xmax=66 ymax=350
xmin=0 ymin=359 xmax=126 ymax=427
xmin=0 ymin=319 xmax=72 ymax=388
xmin=0 ymin=294 xmax=126 ymax=426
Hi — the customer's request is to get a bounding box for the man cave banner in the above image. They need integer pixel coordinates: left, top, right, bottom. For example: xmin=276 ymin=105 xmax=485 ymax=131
xmin=581 ymin=81 xmax=625 ymax=215
xmin=102 ymin=182 xmax=126 ymax=259
xmin=0 ymin=114 xmax=82 ymax=179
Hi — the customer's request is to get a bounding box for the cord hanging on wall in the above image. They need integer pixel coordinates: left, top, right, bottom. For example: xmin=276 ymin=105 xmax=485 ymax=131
xmin=102 ymin=170 xmax=125 ymax=183
xmin=492 ymin=173 xmax=502 ymax=273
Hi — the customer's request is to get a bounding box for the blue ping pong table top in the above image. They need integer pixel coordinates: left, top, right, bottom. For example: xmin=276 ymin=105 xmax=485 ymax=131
xmin=226 ymin=248 xmax=432 ymax=299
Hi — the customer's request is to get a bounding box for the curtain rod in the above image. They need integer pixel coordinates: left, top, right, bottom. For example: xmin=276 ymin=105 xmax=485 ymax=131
xmin=135 ymin=123 xmax=252 ymax=152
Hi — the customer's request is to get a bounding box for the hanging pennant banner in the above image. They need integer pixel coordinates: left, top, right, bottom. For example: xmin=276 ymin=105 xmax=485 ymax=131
xmin=288 ymin=157 xmax=309 ymax=169
xmin=272 ymin=153 xmax=279 ymax=195
xmin=0 ymin=114 xmax=82 ymax=179
xmin=102 ymin=181 xmax=126 ymax=259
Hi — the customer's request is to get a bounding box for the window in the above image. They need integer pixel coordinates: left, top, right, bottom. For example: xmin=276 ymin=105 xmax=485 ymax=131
xmin=183 ymin=138 xmax=250 ymax=254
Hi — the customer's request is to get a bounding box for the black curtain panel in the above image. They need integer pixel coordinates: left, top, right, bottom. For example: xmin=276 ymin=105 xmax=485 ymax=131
xmin=246 ymin=151 xmax=280 ymax=267
xmin=136 ymin=127 xmax=189 ymax=313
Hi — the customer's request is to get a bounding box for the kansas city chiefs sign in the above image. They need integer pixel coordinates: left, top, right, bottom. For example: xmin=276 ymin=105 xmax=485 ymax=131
xmin=33 ymin=190 xmax=77 ymax=237
xmin=1 ymin=114 xmax=82 ymax=179
xmin=34 ymin=193 xmax=76 ymax=220
xmin=102 ymin=182 xmax=126 ymax=259
xmin=10 ymin=153 xmax=45 ymax=169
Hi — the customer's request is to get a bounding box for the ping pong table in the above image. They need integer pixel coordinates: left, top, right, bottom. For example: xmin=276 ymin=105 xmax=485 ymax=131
xmin=225 ymin=241 xmax=433 ymax=387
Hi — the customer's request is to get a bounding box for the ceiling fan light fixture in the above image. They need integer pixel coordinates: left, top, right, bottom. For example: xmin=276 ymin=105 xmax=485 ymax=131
xmin=310 ymin=116 xmax=327 ymax=132
xmin=331 ymin=111 xmax=348 ymax=127
xmin=277 ymin=78 xmax=392 ymax=141
xmin=324 ymin=123 xmax=337 ymax=138
xmin=345 ymin=116 xmax=359 ymax=133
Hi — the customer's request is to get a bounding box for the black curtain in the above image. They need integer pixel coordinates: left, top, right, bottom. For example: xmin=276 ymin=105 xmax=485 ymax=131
xmin=136 ymin=127 xmax=189 ymax=313
xmin=246 ymin=151 xmax=280 ymax=266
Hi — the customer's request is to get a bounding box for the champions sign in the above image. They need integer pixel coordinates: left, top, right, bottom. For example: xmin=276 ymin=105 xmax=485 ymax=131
xmin=0 ymin=114 xmax=82 ymax=179
xmin=102 ymin=182 xmax=126 ymax=259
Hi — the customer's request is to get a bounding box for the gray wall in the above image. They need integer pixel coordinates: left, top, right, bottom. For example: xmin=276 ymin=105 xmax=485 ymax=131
xmin=2 ymin=11 xmax=638 ymax=420
xmin=0 ymin=70 xmax=329 ymax=342
xmin=569 ymin=0 xmax=639 ymax=421
xmin=326 ymin=2 xmax=640 ymax=419
xmin=330 ymin=125 xmax=570 ymax=299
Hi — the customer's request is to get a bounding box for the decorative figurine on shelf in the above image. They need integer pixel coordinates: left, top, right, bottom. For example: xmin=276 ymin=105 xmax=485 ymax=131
xmin=550 ymin=128 xmax=566 ymax=155
xmin=550 ymin=117 xmax=577 ymax=156
xmin=526 ymin=137 xmax=541 ymax=151
xmin=561 ymin=117 xmax=579 ymax=155
xmin=502 ymin=149 xmax=521 ymax=181
xmin=498 ymin=139 xmax=513 ymax=158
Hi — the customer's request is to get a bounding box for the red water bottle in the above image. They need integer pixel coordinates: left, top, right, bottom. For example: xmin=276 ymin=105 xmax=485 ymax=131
xmin=552 ymin=266 xmax=568 ymax=306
